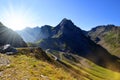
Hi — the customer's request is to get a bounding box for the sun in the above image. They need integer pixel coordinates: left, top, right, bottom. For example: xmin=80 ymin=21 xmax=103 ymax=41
xmin=0 ymin=4 xmax=34 ymax=30
xmin=0 ymin=2 xmax=39 ymax=31
xmin=6 ymin=15 xmax=26 ymax=30
xmin=1 ymin=12 xmax=29 ymax=30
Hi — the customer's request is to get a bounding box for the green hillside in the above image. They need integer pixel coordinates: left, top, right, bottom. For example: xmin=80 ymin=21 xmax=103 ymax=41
xmin=60 ymin=53 xmax=120 ymax=80
xmin=88 ymin=25 xmax=120 ymax=57
xmin=104 ymin=31 xmax=120 ymax=56
xmin=0 ymin=48 xmax=120 ymax=80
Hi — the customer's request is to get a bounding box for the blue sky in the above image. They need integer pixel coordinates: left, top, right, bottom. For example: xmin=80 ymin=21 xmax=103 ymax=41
xmin=0 ymin=0 xmax=120 ymax=30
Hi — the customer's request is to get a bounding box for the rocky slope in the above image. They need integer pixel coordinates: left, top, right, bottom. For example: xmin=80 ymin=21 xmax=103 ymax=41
xmin=0 ymin=22 xmax=27 ymax=47
xmin=87 ymin=25 xmax=120 ymax=57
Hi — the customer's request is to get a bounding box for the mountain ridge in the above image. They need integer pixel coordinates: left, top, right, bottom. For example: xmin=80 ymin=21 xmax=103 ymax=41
xmin=0 ymin=22 xmax=27 ymax=47
xmin=17 ymin=18 xmax=120 ymax=72
xmin=87 ymin=24 xmax=120 ymax=57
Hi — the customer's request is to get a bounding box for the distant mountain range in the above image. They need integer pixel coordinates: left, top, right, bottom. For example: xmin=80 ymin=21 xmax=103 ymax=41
xmin=16 ymin=18 xmax=120 ymax=72
xmin=0 ymin=22 xmax=27 ymax=47
xmin=17 ymin=25 xmax=52 ymax=42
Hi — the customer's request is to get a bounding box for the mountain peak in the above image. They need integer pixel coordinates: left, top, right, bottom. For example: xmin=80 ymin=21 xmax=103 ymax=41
xmin=41 ymin=25 xmax=52 ymax=29
xmin=90 ymin=24 xmax=118 ymax=33
xmin=59 ymin=18 xmax=74 ymax=27
xmin=55 ymin=18 xmax=78 ymax=32
xmin=61 ymin=18 xmax=71 ymax=22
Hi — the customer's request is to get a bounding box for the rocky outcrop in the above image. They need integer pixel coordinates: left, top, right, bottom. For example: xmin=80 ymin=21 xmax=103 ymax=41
xmin=0 ymin=44 xmax=17 ymax=54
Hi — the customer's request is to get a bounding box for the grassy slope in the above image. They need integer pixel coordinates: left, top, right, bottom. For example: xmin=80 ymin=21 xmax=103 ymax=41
xmin=50 ymin=51 xmax=120 ymax=80
xmin=1 ymin=48 xmax=120 ymax=80
xmin=103 ymin=31 xmax=120 ymax=57
xmin=62 ymin=56 xmax=120 ymax=80
xmin=88 ymin=27 xmax=120 ymax=57
xmin=0 ymin=48 xmax=76 ymax=80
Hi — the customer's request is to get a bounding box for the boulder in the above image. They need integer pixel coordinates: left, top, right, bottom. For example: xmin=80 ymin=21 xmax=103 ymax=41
xmin=0 ymin=44 xmax=18 ymax=54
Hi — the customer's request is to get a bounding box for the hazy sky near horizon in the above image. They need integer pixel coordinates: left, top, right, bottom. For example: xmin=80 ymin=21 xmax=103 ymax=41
xmin=0 ymin=0 xmax=120 ymax=30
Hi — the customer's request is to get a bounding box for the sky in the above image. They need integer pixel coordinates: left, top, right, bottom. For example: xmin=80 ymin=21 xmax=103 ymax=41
xmin=0 ymin=0 xmax=120 ymax=30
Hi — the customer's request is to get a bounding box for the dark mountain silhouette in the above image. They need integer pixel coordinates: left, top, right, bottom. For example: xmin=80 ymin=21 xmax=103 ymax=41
xmin=17 ymin=18 xmax=120 ymax=72
xmin=0 ymin=22 xmax=27 ymax=47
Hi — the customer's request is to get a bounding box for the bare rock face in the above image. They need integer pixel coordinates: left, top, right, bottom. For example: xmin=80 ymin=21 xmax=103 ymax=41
xmin=0 ymin=22 xmax=27 ymax=47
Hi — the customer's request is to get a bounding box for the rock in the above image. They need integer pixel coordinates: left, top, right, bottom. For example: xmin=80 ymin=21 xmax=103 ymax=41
xmin=40 ymin=75 xmax=50 ymax=80
xmin=0 ymin=72 xmax=3 ymax=76
xmin=0 ymin=44 xmax=18 ymax=54
xmin=0 ymin=55 xmax=10 ymax=66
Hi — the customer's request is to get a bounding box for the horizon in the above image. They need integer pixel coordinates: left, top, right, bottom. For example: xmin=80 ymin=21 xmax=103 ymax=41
xmin=0 ymin=0 xmax=120 ymax=30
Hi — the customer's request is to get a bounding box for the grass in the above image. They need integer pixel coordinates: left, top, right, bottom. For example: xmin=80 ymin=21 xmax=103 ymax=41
xmin=104 ymin=31 xmax=120 ymax=56
xmin=0 ymin=48 xmax=77 ymax=80
xmin=58 ymin=52 xmax=120 ymax=80
xmin=104 ymin=32 xmax=120 ymax=48
xmin=1 ymin=48 xmax=120 ymax=80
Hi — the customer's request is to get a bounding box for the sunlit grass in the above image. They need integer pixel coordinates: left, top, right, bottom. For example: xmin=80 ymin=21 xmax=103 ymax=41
xmin=1 ymin=48 xmax=120 ymax=80
xmin=60 ymin=53 xmax=120 ymax=80
xmin=0 ymin=53 xmax=76 ymax=80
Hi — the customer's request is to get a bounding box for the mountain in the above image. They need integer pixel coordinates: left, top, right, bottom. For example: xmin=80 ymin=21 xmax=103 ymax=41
xmin=0 ymin=22 xmax=27 ymax=47
xmin=17 ymin=25 xmax=52 ymax=42
xmin=17 ymin=18 xmax=120 ymax=72
xmin=87 ymin=24 xmax=120 ymax=57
